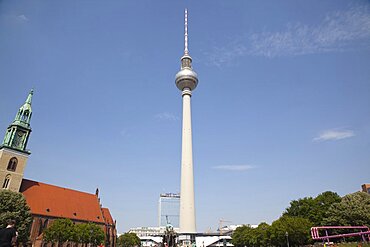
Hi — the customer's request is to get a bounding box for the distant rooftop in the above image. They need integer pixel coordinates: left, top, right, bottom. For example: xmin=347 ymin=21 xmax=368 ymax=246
xmin=160 ymin=193 xmax=180 ymax=198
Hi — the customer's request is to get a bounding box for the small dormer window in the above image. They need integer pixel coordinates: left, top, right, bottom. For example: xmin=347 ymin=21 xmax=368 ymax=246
xmin=7 ymin=158 xmax=17 ymax=172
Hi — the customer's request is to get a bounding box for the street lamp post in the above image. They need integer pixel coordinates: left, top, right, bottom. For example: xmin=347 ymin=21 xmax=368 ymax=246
xmin=285 ymin=232 xmax=290 ymax=247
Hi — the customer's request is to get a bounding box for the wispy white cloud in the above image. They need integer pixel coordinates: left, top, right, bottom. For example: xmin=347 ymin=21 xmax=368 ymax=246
xmin=313 ymin=129 xmax=355 ymax=142
xmin=213 ymin=165 xmax=254 ymax=171
xmin=205 ymin=5 xmax=370 ymax=65
xmin=155 ymin=112 xmax=179 ymax=121
xmin=17 ymin=14 xmax=29 ymax=22
xmin=250 ymin=6 xmax=370 ymax=58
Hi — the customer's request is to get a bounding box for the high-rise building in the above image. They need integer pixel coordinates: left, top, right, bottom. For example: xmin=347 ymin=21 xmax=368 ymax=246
xmin=175 ymin=9 xmax=198 ymax=233
xmin=158 ymin=193 xmax=180 ymax=227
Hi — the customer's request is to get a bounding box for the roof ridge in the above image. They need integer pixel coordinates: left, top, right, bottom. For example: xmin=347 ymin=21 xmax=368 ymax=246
xmin=23 ymin=178 xmax=97 ymax=197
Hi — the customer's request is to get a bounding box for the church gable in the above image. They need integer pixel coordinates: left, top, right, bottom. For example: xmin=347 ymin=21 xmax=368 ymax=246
xmin=102 ymin=208 xmax=114 ymax=225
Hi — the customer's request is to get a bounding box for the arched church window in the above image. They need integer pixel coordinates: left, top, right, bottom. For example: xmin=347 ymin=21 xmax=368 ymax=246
xmin=39 ymin=219 xmax=49 ymax=236
xmin=7 ymin=157 xmax=18 ymax=171
xmin=38 ymin=219 xmax=43 ymax=236
xmin=2 ymin=175 xmax=11 ymax=189
xmin=43 ymin=219 xmax=48 ymax=229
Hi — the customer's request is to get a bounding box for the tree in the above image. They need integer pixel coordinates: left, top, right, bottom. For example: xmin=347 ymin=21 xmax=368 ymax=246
xmin=0 ymin=190 xmax=33 ymax=244
xmin=255 ymin=222 xmax=270 ymax=247
xmin=269 ymin=216 xmax=313 ymax=247
xmin=232 ymin=225 xmax=258 ymax=247
xmin=43 ymin=218 xmax=75 ymax=246
xmin=284 ymin=196 xmax=315 ymax=221
xmin=75 ymin=223 xmax=105 ymax=247
xmin=312 ymin=191 xmax=342 ymax=225
xmin=44 ymin=219 xmax=105 ymax=247
xmin=117 ymin=232 xmax=141 ymax=247
xmin=232 ymin=223 xmax=270 ymax=247
xmin=323 ymin=192 xmax=370 ymax=226
xmin=284 ymin=191 xmax=341 ymax=226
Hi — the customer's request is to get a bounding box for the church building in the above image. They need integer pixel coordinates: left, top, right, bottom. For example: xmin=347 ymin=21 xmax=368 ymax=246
xmin=0 ymin=90 xmax=117 ymax=247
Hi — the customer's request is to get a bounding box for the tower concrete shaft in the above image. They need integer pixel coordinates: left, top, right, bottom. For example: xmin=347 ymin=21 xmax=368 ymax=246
xmin=179 ymin=89 xmax=196 ymax=233
xmin=175 ymin=9 xmax=198 ymax=233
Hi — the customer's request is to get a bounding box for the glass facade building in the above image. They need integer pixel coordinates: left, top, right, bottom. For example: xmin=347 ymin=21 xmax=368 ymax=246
xmin=158 ymin=193 xmax=180 ymax=228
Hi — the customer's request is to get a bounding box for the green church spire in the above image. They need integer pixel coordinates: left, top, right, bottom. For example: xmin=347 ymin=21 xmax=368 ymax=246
xmin=13 ymin=89 xmax=33 ymax=127
xmin=1 ymin=90 xmax=34 ymax=153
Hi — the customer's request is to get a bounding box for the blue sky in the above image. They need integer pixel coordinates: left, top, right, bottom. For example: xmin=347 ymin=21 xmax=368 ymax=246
xmin=1 ymin=0 xmax=370 ymax=233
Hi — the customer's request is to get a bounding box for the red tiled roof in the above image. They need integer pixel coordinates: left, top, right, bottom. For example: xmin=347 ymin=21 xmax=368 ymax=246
xmin=102 ymin=208 xmax=114 ymax=225
xmin=20 ymin=179 xmax=104 ymax=224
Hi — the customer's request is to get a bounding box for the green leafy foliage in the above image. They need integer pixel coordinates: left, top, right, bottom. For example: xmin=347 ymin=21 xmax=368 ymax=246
xmin=75 ymin=222 xmax=105 ymax=246
xmin=44 ymin=219 xmax=104 ymax=247
xmin=0 ymin=190 xmax=33 ymax=244
xmin=283 ymin=191 xmax=341 ymax=225
xmin=117 ymin=232 xmax=141 ymax=247
xmin=232 ymin=191 xmax=370 ymax=246
xmin=254 ymin=222 xmax=270 ymax=247
xmin=43 ymin=219 xmax=75 ymax=244
xmin=269 ymin=216 xmax=313 ymax=247
xmin=323 ymin=192 xmax=370 ymax=226
xmin=232 ymin=223 xmax=270 ymax=247
xmin=232 ymin=224 xmax=256 ymax=247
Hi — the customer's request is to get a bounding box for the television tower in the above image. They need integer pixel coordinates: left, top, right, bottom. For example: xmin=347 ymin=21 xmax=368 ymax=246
xmin=175 ymin=9 xmax=198 ymax=233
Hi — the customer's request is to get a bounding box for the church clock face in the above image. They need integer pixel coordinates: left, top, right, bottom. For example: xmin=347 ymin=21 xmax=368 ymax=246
xmin=12 ymin=136 xmax=20 ymax=148
xmin=12 ymin=131 xmax=24 ymax=149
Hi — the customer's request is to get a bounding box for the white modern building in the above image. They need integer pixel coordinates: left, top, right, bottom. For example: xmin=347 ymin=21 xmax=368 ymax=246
xmin=128 ymin=226 xmax=167 ymax=237
xmin=196 ymin=236 xmax=233 ymax=247
xmin=158 ymin=193 xmax=180 ymax=228
xmin=128 ymin=225 xmax=237 ymax=247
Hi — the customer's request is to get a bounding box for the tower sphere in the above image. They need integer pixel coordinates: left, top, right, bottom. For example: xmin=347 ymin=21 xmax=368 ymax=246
xmin=175 ymin=68 xmax=198 ymax=91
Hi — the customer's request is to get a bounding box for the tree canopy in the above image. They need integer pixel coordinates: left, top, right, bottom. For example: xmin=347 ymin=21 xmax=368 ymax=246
xmin=269 ymin=216 xmax=313 ymax=247
xmin=0 ymin=190 xmax=33 ymax=244
xmin=283 ymin=191 xmax=341 ymax=226
xmin=75 ymin=222 xmax=105 ymax=246
xmin=232 ymin=224 xmax=257 ymax=247
xmin=232 ymin=190 xmax=370 ymax=246
xmin=232 ymin=217 xmax=313 ymax=247
xmin=323 ymin=192 xmax=370 ymax=226
xmin=43 ymin=219 xmax=105 ymax=247
xmin=117 ymin=232 xmax=141 ymax=247
xmin=43 ymin=219 xmax=76 ymax=244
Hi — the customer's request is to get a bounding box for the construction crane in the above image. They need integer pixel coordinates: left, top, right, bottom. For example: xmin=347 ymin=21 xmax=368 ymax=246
xmin=219 ymin=219 xmax=232 ymax=235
